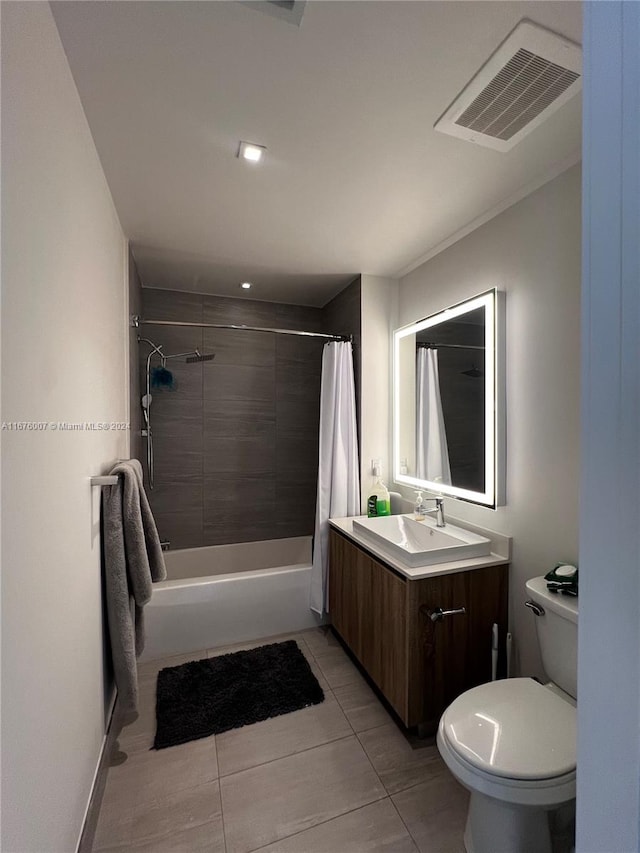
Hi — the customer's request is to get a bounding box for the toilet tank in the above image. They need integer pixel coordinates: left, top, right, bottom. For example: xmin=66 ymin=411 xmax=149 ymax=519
xmin=525 ymin=576 xmax=578 ymax=699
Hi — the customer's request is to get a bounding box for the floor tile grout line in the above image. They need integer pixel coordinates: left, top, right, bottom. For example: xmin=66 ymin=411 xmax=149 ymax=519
xmin=218 ymin=732 xmax=356 ymax=783
xmin=329 ymin=686 xmax=386 ymax=737
xmin=323 ymin=690 xmax=357 ymax=736
xmin=353 ymin=725 xmax=392 ymax=797
xmin=138 ymin=645 xmax=211 ymax=676
xmin=213 ymin=733 xmax=229 ymax=853
xmin=244 ymin=793 xmax=392 ymax=853
xmin=298 ymin=635 xmax=387 ymax=732
xmin=386 ymin=762 xmax=450 ymax=797
xmin=300 ymin=637 xmax=378 ymax=692
xmin=388 ymin=794 xmax=422 ymax=853
xmin=327 ymin=682 xmax=396 ymax=737
xmin=143 ymin=633 xmax=312 ymax=674
xmin=301 ymin=645 xmax=362 ymax=694
xmin=294 ymin=637 xmax=341 ymax=704
xmin=217 ymin=723 xmax=353 ymax=780
xmin=108 ymin=770 xmax=221 ymax=819
xmin=219 ymin=784 xmax=230 ymax=853
xmin=141 ymin=696 xmax=349 ymax=770
xmin=128 ymin=797 xmax=223 ymax=851
xmin=140 ymin=634 xmax=335 ymax=684
xmin=355 ymin=723 xmax=452 ymax=798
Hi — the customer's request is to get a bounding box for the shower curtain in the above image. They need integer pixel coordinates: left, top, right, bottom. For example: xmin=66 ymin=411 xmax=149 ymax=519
xmin=310 ymin=341 xmax=360 ymax=616
xmin=416 ymin=347 xmax=452 ymax=485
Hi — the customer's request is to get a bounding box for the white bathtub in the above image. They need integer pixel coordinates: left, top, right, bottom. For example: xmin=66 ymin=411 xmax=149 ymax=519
xmin=140 ymin=536 xmax=321 ymax=661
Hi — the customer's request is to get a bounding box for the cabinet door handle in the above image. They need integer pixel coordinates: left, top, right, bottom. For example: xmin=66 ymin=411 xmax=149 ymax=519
xmin=429 ymin=606 xmax=466 ymax=623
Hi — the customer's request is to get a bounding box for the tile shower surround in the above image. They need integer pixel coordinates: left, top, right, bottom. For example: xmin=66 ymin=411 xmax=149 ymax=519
xmin=138 ymin=282 xmax=361 ymax=549
xmin=129 ymin=251 xmax=143 ymax=464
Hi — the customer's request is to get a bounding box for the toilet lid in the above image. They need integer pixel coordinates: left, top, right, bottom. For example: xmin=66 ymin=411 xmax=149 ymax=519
xmin=441 ymin=678 xmax=576 ymax=781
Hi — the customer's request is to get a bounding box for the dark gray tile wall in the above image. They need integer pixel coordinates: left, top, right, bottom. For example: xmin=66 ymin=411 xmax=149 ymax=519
xmin=136 ymin=283 xmax=362 ymax=549
xmin=137 ymin=290 xmax=204 ymax=548
xmin=322 ymin=277 xmax=362 ymax=443
xmin=275 ymin=332 xmax=324 ymax=539
xmin=137 ymin=288 xmax=348 ymax=549
xmin=128 ymin=251 xmax=142 ymax=463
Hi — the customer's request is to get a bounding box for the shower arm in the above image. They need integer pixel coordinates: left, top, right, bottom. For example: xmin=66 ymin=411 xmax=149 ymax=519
xmin=162 ymin=349 xmax=202 ymax=362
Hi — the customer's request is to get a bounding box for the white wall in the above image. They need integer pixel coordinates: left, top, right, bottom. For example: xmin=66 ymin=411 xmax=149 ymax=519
xmin=359 ymin=275 xmax=398 ymax=511
xmin=394 ymin=165 xmax=581 ymax=678
xmin=1 ymin=4 xmax=128 ymax=850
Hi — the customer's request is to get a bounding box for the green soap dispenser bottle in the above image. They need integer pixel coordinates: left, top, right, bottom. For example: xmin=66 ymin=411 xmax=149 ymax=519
xmin=367 ymin=466 xmax=391 ymax=517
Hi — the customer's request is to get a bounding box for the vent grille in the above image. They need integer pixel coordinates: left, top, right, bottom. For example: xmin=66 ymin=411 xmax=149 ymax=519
xmin=454 ymin=48 xmax=579 ymax=141
xmin=241 ymin=0 xmax=306 ymax=26
xmin=433 ymin=20 xmax=582 ymax=151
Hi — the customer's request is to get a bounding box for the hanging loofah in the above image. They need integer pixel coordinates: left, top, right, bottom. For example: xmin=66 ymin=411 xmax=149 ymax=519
xmin=151 ymin=366 xmax=176 ymax=390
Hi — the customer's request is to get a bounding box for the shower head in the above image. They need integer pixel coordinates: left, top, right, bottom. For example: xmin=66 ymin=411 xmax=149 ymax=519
xmin=461 ymin=365 xmax=483 ymax=378
xmin=185 ymin=350 xmax=215 ymax=364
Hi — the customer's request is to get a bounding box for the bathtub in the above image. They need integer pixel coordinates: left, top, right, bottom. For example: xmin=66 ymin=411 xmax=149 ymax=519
xmin=140 ymin=536 xmax=321 ymax=661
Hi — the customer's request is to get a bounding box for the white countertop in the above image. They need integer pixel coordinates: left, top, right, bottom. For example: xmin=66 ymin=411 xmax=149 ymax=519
xmin=329 ymin=515 xmax=511 ymax=580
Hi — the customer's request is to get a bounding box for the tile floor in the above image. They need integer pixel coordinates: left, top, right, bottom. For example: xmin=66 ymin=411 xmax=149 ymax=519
xmin=92 ymin=628 xmax=468 ymax=853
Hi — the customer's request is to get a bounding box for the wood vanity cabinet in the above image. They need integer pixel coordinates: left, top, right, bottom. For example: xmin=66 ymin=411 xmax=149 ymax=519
xmin=328 ymin=529 xmax=509 ymax=733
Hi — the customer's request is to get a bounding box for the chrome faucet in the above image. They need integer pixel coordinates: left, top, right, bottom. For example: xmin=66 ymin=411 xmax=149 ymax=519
xmin=424 ymin=497 xmax=445 ymax=527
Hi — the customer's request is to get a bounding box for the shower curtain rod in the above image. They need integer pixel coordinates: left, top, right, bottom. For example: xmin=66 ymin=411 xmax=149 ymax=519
xmin=417 ymin=341 xmax=485 ymax=350
xmin=130 ymin=315 xmax=351 ymax=342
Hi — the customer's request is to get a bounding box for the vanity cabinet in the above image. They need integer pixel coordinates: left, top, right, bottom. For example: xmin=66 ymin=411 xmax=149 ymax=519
xmin=328 ymin=529 xmax=509 ymax=733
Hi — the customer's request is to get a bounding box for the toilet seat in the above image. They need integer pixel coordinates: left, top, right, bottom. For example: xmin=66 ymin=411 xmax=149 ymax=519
xmin=438 ymin=725 xmax=576 ymax=806
xmin=438 ymin=678 xmax=576 ymax=807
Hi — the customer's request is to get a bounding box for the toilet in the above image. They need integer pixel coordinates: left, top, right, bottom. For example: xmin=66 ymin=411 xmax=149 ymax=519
xmin=437 ymin=577 xmax=578 ymax=853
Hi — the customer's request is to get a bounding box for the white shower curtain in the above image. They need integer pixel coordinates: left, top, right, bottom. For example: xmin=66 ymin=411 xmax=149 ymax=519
xmin=310 ymin=341 xmax=360 ymax=616
xmin=416 ymin=347 xmax=452 ymax=485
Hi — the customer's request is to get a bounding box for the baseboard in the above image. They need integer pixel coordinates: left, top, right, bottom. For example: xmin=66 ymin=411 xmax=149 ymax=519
xmin=76 ymin=688 xmax=119 ymax=853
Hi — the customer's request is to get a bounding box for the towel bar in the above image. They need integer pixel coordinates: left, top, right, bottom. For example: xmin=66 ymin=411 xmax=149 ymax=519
xmin=90 ymin=475 xmax=119 ymax=486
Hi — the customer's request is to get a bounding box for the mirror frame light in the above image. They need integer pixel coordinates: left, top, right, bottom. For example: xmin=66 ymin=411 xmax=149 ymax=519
xmin=393 ymin=288 xmax=505 ymax=508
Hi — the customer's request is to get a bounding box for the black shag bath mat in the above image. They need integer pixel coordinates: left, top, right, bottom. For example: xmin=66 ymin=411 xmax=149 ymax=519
xmin=153 ymin=640 xmax=325 ymax=749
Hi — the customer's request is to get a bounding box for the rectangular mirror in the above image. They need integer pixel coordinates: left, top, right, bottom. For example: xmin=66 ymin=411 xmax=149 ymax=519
xmin=393 ymin=289 xmax=505 ymax=508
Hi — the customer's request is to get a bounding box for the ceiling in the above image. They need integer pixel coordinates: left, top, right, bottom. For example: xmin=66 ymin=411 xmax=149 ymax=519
xmin=51 ymin=1 xmax=582 ymax=307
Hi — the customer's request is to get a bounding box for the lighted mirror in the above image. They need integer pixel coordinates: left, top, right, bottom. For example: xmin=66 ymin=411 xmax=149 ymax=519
xmin=393 ymin=289 xmax=505 ymax=508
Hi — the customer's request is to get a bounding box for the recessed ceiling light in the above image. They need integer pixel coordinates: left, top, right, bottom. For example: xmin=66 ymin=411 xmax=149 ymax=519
xmin=240 ymin=282 xmax=252 ymax=290
xmin=237 ymin=141 xmax=266 ymax=163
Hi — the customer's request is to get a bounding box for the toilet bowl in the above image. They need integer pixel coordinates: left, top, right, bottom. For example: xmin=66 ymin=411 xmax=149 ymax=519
xmin=436 ymin=577 xmax=578 ymax=853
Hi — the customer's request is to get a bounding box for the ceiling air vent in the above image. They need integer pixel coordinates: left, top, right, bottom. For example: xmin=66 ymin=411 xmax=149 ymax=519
xmin=434 ymin=20 xmax=581 ymax=152
xmin=241 ymin=1 xmax=306 ymax=27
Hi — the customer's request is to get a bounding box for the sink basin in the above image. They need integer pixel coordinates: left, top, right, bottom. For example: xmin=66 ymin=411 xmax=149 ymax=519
xmin=352 ymin=514 xmax=491 ymax=567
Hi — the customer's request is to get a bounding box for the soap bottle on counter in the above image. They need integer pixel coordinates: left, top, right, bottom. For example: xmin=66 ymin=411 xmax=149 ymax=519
xmin=414 ymin=490 xmax=425 ymax=521
xmin=367 ymin=468 xmax=391 ymax=518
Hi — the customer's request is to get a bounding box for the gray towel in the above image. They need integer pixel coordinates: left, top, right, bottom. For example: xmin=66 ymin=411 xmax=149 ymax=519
xmin=103 ymin=459 xmax=166 ymax=721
